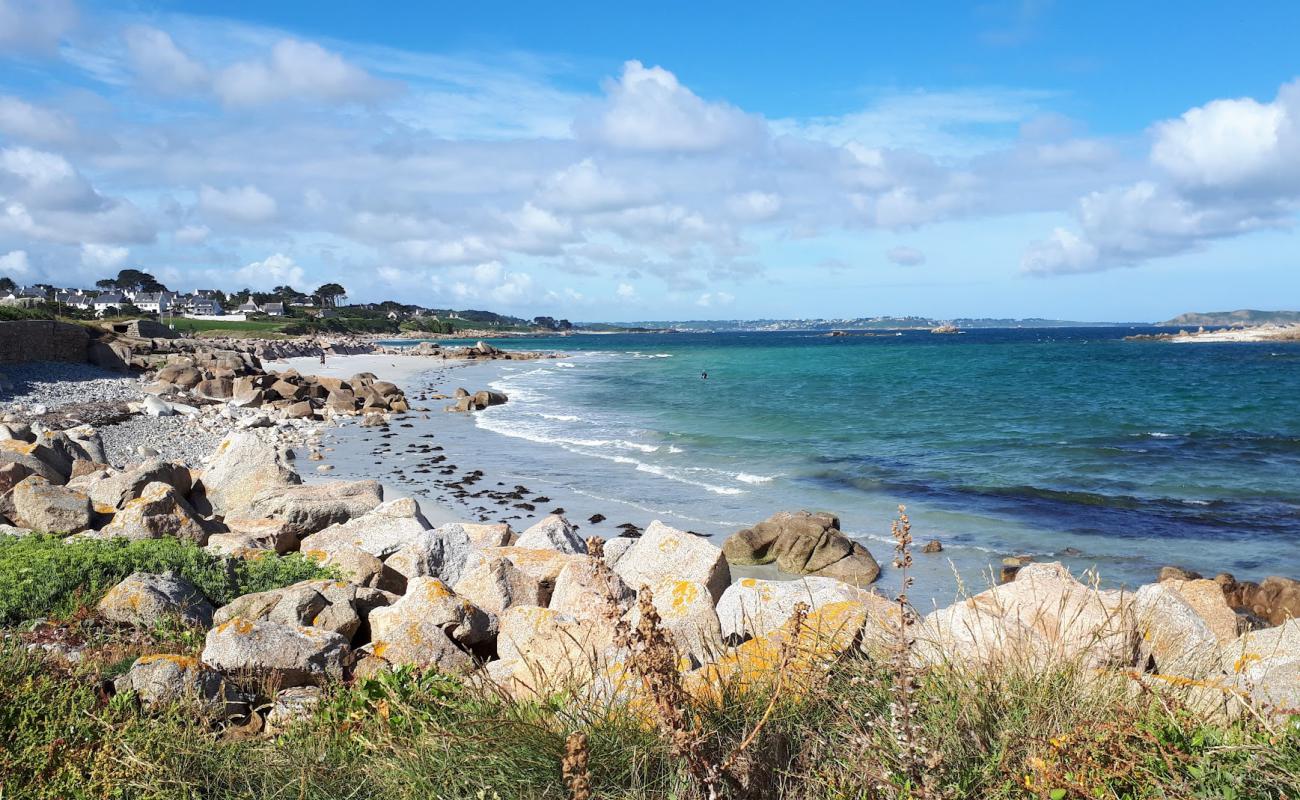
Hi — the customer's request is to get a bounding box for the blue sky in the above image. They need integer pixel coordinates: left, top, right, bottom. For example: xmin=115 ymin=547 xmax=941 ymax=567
xmin=0 ymin=0 xmax=1297 ymax=321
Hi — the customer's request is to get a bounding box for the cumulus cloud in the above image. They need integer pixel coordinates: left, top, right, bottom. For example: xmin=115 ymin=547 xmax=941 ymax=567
xmin=0 ymin=249 xmax=31 ymax=276
xmin=1151 ymin=79 xmax=1300 ymax=192
xmin=198 ymin=184 xmax=278 ymax=224
xmin=1024 ymin=78 xmax=1300 ymax=275
xmin=616 ymin=282 xmax=636 ymax=299
xmin=538 ymin=159 xmax=649 ymax=213
xmin=123 ymin=25 xmax=209 ymax=94
xmin=450 ymin=261 xmax=538 ymax=307
xmin=0 ymin=0 xmax=76 ymax=56
xmin=230 ymin=253 xmax=305 ymax=289
xmin=576 ymin=60 xmax=765 ymax=152
xmin=80 ymin=242 xmax=129 ymax=270
xmin=0 ymin=146 xmax=153 ymax=244
xmin=0 ymin=96 xmax=76 ymax=144
xmin=214 ymin=39 xmax=393 ymax=107
xmin=173 ymin=224 xmax=210 ymax=245
xmin=886 ymin=245 xmax=926 ymax=266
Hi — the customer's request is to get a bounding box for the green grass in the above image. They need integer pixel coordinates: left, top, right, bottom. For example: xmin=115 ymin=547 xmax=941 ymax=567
xmin=1 ymin=629 xmax=1295 ymax=800
xmin=170 ymin=317 xmax=291 ymax=334
xmin=0 ymin=534 xmax=335 ymax=624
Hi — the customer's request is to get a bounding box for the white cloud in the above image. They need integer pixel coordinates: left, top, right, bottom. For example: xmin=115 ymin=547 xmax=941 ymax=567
xmin=0 ymin=0 xmax=77 ymax=55
xmin=1151 ymin=79 xmax=1299 ymax=191
xmin=0 ymin=146 xmax=153 ymax=244
xmin=198 ymin=184 xmax=278 ymax=224
xmin=214 ymin=38 xmax=392 ymax=108
xmin=230 ymin=253 xmax=305 ymax=289
xmin=80 ymin=243 xmax=129 ymax=270
xmin=695 ymin=291 xmax=735 ymax=308
xmin=0 ymin=96 xmax=76 ymax=144
xmin=616 ymin=282 xmax=636 ymax=299
xmin=726 ymin=191 xmax=781 ymax=221
xmin=450 ymin=261 xmax=538 ymax=307
xmin=1024 ymin=78 xmax=1300 ymax=275
xmin=576 ymin=60 xmax=765 ymax=152
xmin=886 ymin=245 xmax=926 ymax=266
xmin=0 ymin=249 xmax=31 ymax=276
xmin=538 ymin=159 xmax=648 ymax=213
xmin=123 ymin=25 xmax=209 ymax=94
xmin=173 ymin=224 xmax=210 ymax=245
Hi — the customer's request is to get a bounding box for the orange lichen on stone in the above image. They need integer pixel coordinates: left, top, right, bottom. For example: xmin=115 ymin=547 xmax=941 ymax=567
xmin=136 ymin=653 xmax=201 ymax=669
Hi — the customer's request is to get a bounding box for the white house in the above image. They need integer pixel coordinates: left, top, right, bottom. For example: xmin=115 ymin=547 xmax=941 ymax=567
xmin=261 ymin=302 xmax=285 ymax=316
xmin=94 ymin=292 xmax=126 ymax=315
xmin=132 ymin=292 xmax=169 ymax=314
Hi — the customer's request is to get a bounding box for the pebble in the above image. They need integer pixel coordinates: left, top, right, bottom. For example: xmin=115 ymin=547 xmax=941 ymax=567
xmin=0 ymin=363 xmax=143 ymax=411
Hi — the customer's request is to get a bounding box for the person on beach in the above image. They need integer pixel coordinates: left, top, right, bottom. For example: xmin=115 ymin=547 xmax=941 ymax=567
xmin=320 ymin=351 xmax=326 ymax=365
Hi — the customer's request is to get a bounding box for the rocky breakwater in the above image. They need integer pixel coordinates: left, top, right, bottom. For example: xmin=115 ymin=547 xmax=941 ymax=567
xmin=147 ymin=364 xmax=409 ymax=419
xmin=10 ymin=428 xmax=1299 ymax=731
xmin=380 ymin=339 xmax=551 ymax=362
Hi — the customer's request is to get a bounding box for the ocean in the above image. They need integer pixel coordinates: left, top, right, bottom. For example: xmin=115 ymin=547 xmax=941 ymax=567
xmin=360 ymin=328 xmax=1300 ymax=604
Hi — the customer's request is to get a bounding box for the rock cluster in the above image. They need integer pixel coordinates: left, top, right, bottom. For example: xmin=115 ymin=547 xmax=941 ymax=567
xmin=722 ymin=510 xmax=881 ymax=586
xmin=443 ymin=387 xmax=508 ymax=413
xmin=8 ymin=415 xmax=1298 ymax=730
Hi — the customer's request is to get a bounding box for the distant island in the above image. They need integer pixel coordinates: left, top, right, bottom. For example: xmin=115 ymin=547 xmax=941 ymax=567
xmin=1159 ymin=309 xmax=1300 ymax=327
xmin=602 ymin=316 xmax=1143 ymax=332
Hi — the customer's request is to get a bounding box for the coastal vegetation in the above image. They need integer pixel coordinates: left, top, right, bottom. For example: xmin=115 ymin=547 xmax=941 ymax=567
xmin=1159 ymin=309 xmax=1300 ymax=327
xmin=2 ymin=571 xmax=1296 ymax=799
xmin=0 ymin=534 xmax=334 ymax=624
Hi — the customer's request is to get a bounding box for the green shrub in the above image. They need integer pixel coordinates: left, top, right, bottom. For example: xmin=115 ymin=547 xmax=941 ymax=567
xmin=0 ymin=534 xmax=334 ymax=624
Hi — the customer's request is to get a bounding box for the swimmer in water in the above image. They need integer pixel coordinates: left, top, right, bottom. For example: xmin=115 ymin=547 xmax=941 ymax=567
xmin=701 ymin=371 xmax=708 ymax=380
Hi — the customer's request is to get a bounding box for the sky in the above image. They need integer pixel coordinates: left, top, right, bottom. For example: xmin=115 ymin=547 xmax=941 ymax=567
xmin=0 ymin=1 xmax=1298 ymax=322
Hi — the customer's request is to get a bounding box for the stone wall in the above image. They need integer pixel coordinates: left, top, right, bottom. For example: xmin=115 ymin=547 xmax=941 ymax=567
xmin=0 ymin=320 xmax=90 ymax=364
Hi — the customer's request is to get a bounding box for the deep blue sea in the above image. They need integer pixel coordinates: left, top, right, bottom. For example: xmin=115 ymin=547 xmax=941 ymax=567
xmin=372 ymin=328 xmax=1300 ymax=602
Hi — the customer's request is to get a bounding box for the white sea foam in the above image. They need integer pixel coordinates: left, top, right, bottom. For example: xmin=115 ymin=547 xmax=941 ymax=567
xmin=735 ymin=472 xmax=776 ymax=484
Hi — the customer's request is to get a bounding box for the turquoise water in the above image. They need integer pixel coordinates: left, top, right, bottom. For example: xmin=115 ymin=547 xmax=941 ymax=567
xmin=374 ymin=329 xmax=1300 ymax=599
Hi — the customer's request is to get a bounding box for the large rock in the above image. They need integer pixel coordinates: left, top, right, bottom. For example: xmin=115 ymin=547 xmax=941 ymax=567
xmin=89 ymin=459 xmax=193 ymax=510
xmin=514 ymin=515 xmax=586 ymax=554
xmin=438 ymin=522 xmax=513 ymax=548
xmin=298 ymin=498 xmax=430 ymax=560
xmin=0 ymin=461 xmax=34 ymax=521
xmin=997 ymin=562 xmax=1136 ymax=667
xmin=475 ymin=546 xmax=584 ymax=585
xmin=1223 ymin=575 xmax=1300 ymax=627
xmin=1133 ymin=582 xmax=1220 ymax=677
xmin=12 ymin=476 xmax=93 ymax=533
xmin=205 ymin=517 xmax=299 ymax=556
xmin=200 ymin=432 xmax=301 ymax=517
xmin=636 ymin=579 xmax=726 ymax=669
xmin=549 ymin=556 xmax=635 ymax=620
xmin=366 ymin=578 xmax=489 ymax=673
xmin=248 ymin=480 xmax=383 ymax=535
xmin=383 ymin=524 xmax=476 ymax=589
xmin=202 ymin=617 xmax=349 ymax=687
xmin=613 ymin=521 xmax=730 ymax=603
xmin=97 ymin=572 xmax=214 ymax=628
xmin=100 ymin=482 xmax=212 ymax=545
xmin=913 ymin=601 xmax=1050 ymax=671
xmin=303 ymin=544 xmax=400 ymax=592
xmin=716 ymin=575 xmax=890 ymax=642
xmin=1162 ymin=578 xmax=1242 ymax=644
xmin=452 ymin=556 xmax=549 ymax=615
xmin=0 ymin=439 xmax=67 ymax=484
xmin=723 ymin=510 xmax=880 ymax=586
xmin=1220 ymin=619 xmax=1300 ymax=721
xmin=113 ymin=654 xmax=237 ymax=717
xmin=213 ymin=580 xmax=361 ymax=641
xmin=491 ymin=604 xmax=621 ymax=696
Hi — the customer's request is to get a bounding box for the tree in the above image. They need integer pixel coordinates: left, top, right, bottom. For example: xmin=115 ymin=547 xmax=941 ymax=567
xmin=0 ymin=277 xmax=14 ymax=293
xmin=315 ymin=283 xmax=346 ymax=308
xmin=95 ymin=278 xmax=116 ymax=290
xmin=112 ymin=269 xmax=166 ymax=292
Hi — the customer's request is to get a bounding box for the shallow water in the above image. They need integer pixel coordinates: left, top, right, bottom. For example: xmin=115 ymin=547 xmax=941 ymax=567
xmin=326 ymin=328 xmax=1300 ymax=603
